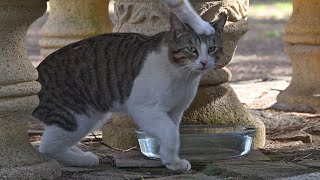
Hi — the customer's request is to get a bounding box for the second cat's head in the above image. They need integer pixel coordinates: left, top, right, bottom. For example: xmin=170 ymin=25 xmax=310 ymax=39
xmin=168 ymin=14 xmax=227 ymax=74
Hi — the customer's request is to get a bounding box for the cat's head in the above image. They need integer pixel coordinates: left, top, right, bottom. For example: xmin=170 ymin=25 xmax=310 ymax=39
xmin=168 ymin=14 xmax=227 ymax=75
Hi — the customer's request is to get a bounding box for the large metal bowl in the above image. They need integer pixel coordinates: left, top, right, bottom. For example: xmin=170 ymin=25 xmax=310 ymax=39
xmin=136 ymin=125 xmax=256 ymax=162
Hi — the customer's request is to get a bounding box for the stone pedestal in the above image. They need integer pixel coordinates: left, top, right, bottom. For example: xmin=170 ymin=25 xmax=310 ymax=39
xmin=103 ymin=114 xmax=138 ymax=149
xmin=273 ymin=0 xmax=320 ymax=113
xmin=103 ymin=0 xmax=265 ymax=149
xmin=40 ymin=0 xmax=113 ymax=58
xmin=0 ymin=0 xmax=61 ymax=179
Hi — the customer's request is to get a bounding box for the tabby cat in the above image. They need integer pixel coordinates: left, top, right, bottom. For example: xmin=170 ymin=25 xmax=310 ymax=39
xmin=33 ymin=14 xmax=227 ymax=171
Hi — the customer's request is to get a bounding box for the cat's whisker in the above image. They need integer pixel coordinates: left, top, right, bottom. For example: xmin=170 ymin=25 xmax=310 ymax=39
xmin=178 ymin=68 xmax=190 ymax=75
xmin=186 ymin=65 xmax=195 ymax=82
xmin=213 ymin=62 xmax=225 ymax=67
xmin=178 ymin=64 xmax=194 ymax=75
xmin=178 ymin=65 xmax=191 ymax=71
xmin=189 ymin=71 xmax=194 ymax=82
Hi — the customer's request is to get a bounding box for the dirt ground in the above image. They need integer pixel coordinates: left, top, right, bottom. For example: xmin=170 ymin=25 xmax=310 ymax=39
xmin=229 ymin=18 xmax=291 ymax=82
xmin=25 ymin=1 xmax=320 ymax=179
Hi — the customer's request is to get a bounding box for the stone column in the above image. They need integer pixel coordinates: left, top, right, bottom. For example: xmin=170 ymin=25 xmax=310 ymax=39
xmin=40 ymin=0 xmax=113 ymax=58
xmin=0 ymin=0 xmax=61 ymax=179
xmin=103 ymin=0 xmax=265 ymax=149
xmin=273 ymin=0 xmax=320 ymax=113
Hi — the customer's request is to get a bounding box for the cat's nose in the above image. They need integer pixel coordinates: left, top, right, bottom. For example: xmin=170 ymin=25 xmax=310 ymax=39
xmin=200 ymin=59 xmax=208 ymax=67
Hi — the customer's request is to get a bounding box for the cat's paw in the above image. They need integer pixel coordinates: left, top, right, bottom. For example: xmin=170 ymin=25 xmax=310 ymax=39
xmin=189 ymin=20 xmax=215 ymax=35
xmin=166 ymin=159 xmax=191 ymax=171
xmin=83 ymin=152 xmax=100 ymax=167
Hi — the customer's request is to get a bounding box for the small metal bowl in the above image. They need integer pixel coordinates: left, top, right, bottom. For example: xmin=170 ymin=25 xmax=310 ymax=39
xmin=136 ymin=125 xmax=256 ymax=161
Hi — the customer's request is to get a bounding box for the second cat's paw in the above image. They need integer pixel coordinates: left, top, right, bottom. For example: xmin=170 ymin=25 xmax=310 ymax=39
xmin=190 ymin=20 xmax=215 ymax=35
xmin=166 ymin=159 xmax=191 ymax=171
xmin=83 ymin=152 xmax=100 ymax=167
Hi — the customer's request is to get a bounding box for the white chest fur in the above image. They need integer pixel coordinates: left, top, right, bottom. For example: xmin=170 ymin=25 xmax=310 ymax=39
xmin=125 ymin=46 xmax=201 ymax=112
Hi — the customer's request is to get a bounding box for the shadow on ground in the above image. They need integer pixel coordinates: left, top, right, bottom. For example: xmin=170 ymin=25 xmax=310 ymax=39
xmin=229 ymin=18 xmax=291 ymax=82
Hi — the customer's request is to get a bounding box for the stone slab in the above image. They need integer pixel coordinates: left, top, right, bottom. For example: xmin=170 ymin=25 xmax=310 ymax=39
xmin=297 ymin=160 xmax=320 ymax=169
xmin=0 ymin=158 xmax=61 ymax=180
xmin=274 ymin=172 xmax=320 ymax=180
xmin=208 ymin=150 xmax=318 ymax=179
xmin=240 ymin=150 xmax=272 ymax=162
xmin=214 ymin=160 xmax=314 ymax=180
xmin=150 ymin=173 xmax=222 ymax=180
xmin=112 ymin=150 xmax=163 ymax=168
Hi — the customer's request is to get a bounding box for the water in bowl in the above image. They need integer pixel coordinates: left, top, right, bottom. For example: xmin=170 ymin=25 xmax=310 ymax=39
xmin=136 ymin=125 xmax=256 ymax=162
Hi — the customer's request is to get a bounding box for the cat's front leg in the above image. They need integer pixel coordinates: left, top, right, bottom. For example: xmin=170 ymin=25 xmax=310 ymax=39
xmin=129 ymin=107 xmax=191 ymax=171
xmin=169 ymin=108 xmax=184 ymax=126
xmin=165 ymin=0 xmax=215 ymax=35
xmin=186 ymin=16 xmax=216 ymax=35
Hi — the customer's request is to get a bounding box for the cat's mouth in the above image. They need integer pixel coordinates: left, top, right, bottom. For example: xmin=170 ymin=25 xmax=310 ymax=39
xmin=178 ymin=64 xmax=212 ymax=75
xmin=193 ymin=65 xmax=213 ymax=72
xmin=190 ymin=68 xmax=209 ymax=75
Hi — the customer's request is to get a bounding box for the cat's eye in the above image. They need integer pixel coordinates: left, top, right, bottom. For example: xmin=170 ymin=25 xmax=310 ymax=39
xmin=186 ymin=46 xmax=197 ymax=53
xmin=208 ymin=46 xmax=217 ymax=53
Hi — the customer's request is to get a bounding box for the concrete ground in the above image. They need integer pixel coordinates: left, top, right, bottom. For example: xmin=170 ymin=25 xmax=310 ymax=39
xmin=26 ymin=1 xmax=320 ymax=179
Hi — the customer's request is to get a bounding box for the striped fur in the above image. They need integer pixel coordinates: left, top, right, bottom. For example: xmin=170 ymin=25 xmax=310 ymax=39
xmin=33 ymin=32 xmax=166 ymax=131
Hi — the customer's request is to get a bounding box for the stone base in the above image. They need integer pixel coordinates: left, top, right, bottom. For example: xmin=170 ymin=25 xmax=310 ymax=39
xmin=275 ymin=44 xmax=320 ymax=114
xmin=200 ymin=67 xmax=232 ymax=86
xmin=183 ymin=83 xmax=266 ymax=149
xmin=0 ymin=158 xmax=61 ymax=180
xmin=272 ymin=102 xmax=318 ymax=114
xmin=102 ymin=114 xmax=138 ymax=149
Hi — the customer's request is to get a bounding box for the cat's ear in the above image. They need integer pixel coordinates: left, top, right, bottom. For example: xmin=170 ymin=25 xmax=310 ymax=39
xmin=169 ymin=13 xmax=190 ymax=37
xmin=211 ymin=13 xmax=228 ymax=36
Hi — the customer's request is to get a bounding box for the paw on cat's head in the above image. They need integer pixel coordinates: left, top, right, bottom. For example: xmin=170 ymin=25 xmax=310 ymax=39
xmin=168 ymin=13 xmax=227 ymax=74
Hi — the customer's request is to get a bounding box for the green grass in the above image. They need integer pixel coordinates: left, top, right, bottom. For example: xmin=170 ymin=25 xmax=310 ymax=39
xmin=274 ymin=1 xmax=292 ymax=11
xmin=202 ymin=164 xmax=223 ymax=176
xmin=265 ymin=30 xmax=281 ymax=38
xmin=249 ymin=1 xmax=292 ymax=19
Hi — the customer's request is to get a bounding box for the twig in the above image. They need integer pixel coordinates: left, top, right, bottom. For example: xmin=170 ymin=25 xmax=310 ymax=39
xmin=301 ymin=153 xmax=313 ymax=160
xmin=270 ymin=88 xmax=282 ymax=92
xmin=291 ymin=153 xmax=313 ymax=162
xmin=91 ymin=132 xmax=137 ymax=153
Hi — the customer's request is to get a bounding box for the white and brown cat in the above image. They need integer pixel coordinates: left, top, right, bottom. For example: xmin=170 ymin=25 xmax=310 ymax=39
xmin=33 ymin=4 xmax=227 ymax=172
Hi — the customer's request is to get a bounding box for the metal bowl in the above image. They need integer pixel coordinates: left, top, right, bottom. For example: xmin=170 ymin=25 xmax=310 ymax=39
xmin=136 ymin=125 xmax=256 ymax=161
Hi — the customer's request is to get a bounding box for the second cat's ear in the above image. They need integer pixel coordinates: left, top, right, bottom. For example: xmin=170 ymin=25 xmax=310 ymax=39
xmin=210 ymin=13 xmax=228 ymax=36
xmin=169 ymin=13 xmax=190 ymax=37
